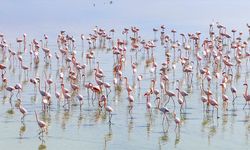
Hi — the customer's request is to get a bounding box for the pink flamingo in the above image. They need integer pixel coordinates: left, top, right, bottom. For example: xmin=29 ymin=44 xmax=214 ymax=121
xmin=104 ymin=95 xmax=113 ymax=124
xmin=222 ymin=94 xmax=229 ymax=110
xmin=173 ymin=112 xmax=181 ymax=129
xmin=17 ymin=99 xmax=27 ymax=122
xmin=176 ymin=88 xmax=184 ymax=113
xmin=137 ymin=75 xmax=143 ymax=89
xmin=159 ymin=106 xmax=170 ymax=124
xmin=243 ymin=83 xmax=250 ymax=109
xmin=230 ymin=86 xmax=237 ymax=104
xmin=76 ymin=94 xmax=84 ymax=108
xmin=35 ymin=111 xmax=47 ymax=135
xmin=164 ymin=89 xmax=176 ymax=109
xmin=15 ymin=83 xmax=22 ymax=99
xmin=209 ymin=97 xmax=219 ymax=118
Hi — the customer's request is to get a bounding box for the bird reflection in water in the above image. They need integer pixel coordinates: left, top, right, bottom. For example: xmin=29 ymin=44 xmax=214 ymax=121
xmin=244 ymin=110 xmax=250 ymax=144
xmin=201 ymin=112 xmax=219 ymax=145
xmin=38 ymin=139 xmax=47 ymax=150
xmin=77 ymin=110 xmax=84 ymax=129
xmin=174 ymin=127 xmax=181 ymax=147
xmin=127 ymin=118 xmax=134 ymax=140
xmin=19 ymin=122 xmax=26 ymax=139
xmin=208 ymin=125 xmax=217 ymax=145
xmin=145 ymin=109 xmax=153 ymax=138
xmin=61 ymin=111 xmax=70 ymax=130
xmin=221 ymin=113 xmax=229 ymax=133
xmin=158 ymin=128 xmax=169 ymax=149
xmin=104 ymin=125 xmax=113 ymax=150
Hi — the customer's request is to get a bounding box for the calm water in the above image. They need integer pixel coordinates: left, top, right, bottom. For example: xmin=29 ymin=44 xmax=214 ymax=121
xmin=0 ymin=0 xmax=250 ymax=150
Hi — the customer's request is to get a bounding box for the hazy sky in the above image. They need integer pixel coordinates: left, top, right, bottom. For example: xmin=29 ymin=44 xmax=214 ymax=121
xmin=1 ymin=0 xmax=250 ymax=40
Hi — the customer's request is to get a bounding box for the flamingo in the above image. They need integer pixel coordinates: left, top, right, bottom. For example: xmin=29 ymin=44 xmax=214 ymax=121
xmin=15 ymin=83 xmax=22 ymax=98
xmin=164 ymin=89 xmax=176 ymax=108
xmin=6 ymin=86 xmax=15 ymax=97
xmin=137 ymin=75 xmax=143 ymax=89
xmin=159 ymin=106 xmax=170 ymax=124
xmin=230 ymin=86 xmax=237 ymax=104
xmin=201 ymin=95 xmax=208 ymax=110
xmin=173 ymin=112 xmax=181 ymax=129
xmin=54 ymin=83 xmax=61 ymax=103
xmin=103 ymin=82 xmax=111 ymax=98
xmin=222 ymin=94 xmax=229 ymax=110
xmin=17 ymin=99 xmax=27 ymax=122
xmin=176 ymin=88 xmax=184 ymax=113
xmin=104 ymin=96 xmax=113 ymax=124
xmin=209 ymin=98 xmax=219 ymax=118
xmin=76 ymin=94 xmax=84 ymax=108
xmin=243 ymin=83 xmax=250 ymax=109
xmin=35 ymin=111 xmax=47 ymax=135
xmin=36 ymin=78 xmax=47 ymax=98
xmin=176 ymin=87 xmax=188 ymax=108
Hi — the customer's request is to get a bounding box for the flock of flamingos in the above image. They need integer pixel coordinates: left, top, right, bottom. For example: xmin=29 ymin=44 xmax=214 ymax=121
xmin=0 ymin=22 xmax=250 ymax=140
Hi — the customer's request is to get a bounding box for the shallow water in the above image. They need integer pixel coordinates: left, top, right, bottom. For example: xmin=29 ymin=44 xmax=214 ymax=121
xmin=0 ymin=0 xmax=250 ymax=150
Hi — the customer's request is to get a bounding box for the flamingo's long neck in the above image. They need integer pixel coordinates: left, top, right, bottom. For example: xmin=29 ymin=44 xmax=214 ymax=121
xmin=177 ymin=90 xmax=180 ymax=99
xmin=179 ymin=50 xmax=182 ymax=59
xmin=245 ymin=84 xmax=248 ymax=96
xmin=103 ymin=98 xmax=107 ymax=108
xmin=35 ymin=111 xmax=39 ymax=122
xmin=38 ymin=81 xmax=41 ymax=92
xmin=125 ymin=78 xmax=128 ymax=88
xmin=61 ymin=84 xmax=65 ymax=94
xmin=55 ymin=83 xmax=57 ymax=93
xmin=44 ymin=80 xmax=47 ymax=92
xmin=146 ymin=96 xmax=149 ymax=103
xmin=151 ymin=81 xmax=155 ymax=91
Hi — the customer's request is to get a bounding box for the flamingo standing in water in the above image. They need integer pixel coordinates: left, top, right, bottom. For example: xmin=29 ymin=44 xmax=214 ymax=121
xmin=209 ymin=97 xmax=219 ymax=118
xmin=159 ymin=106 xmax=170 ymax=125
xmin=17 ymin=99 xmax=27 ymax=122
xmin=137 ymin=75 xmax=143 ymax=89
xmin=230 ymin=86 xmax=237 ymax=104
xmin=173 ymin=112 xmax=181 ymax=130
xmin=243 ymin=83 xmax=250 ymax=109
xmin=103 ymin=95 xmax=113 ymax=124
xmin=164 ymin=89 xmax=176 ymax=109
xmin=15 ymin=83 xmax=22 ymax=99
xmin=35 ymin=111 xmax=47 ymax=135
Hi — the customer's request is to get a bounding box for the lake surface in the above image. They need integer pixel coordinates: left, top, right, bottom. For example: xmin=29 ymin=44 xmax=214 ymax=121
xmin=0 ymin=0 xmax=250 ymax=149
